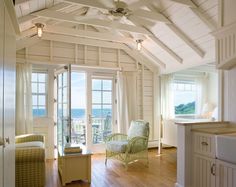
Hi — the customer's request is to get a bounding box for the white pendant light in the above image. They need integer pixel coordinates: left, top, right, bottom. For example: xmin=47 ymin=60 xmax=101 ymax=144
xmin=35 ymin=23 xmax=44 ymax=38
xmin=136 ymin=39 xmax=143 ymax=51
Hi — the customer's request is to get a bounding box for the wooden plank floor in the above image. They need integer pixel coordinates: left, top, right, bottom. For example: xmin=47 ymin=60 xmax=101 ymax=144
xmin=46 ymin=148 xmax=176 ymax=187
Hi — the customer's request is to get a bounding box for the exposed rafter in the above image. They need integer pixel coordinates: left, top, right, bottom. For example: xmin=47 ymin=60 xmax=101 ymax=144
xmin=40 ymin=25 xmax=134 ymax=43
xmin=17 ymin=2 xmax=72 ymax=26
xmin=146 ymin=3 xmax=205 ymax=58
xmin=168 ymin=0 xmax=216 ymax=31
xmin=16 ymin=36 xmax=40 ymax=50
xmin=167 ymin=24 xmax=205 ymax=58
xmin=64 ymin=0 xmax=170 ymax=23
xmin=142 ymin=48 xmax=166 ymax=69
xmin=128 ymin=16 xmax=183 ymax=64
xmin=64 ymin=0 xmax=108 ymax=11
xmin=32 ymin=9 xmax=151 ymax=35
xmin=149 ymin=36 xmax=183 ymax=63
xmin=168 ymin=0 xmax=197 ymax=7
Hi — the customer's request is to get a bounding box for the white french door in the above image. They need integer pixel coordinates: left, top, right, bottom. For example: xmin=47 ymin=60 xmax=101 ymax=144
xmin=89 ymin=75 xmax=115 ymax=151
xmin=56 ymin=66 xmax=116 ymax=152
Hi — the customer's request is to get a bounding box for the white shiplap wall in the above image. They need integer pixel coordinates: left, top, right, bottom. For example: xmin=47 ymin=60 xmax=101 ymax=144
xmin=16 ymin=40 xmax=158 ymax=156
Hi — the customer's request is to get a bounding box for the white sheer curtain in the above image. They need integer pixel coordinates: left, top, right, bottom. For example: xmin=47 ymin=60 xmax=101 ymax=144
xmin=195 ymin=74 xmax=208 ymax=116
xmin=16 ymin=63 xmax=33 ymax=135
xmin=116 ymin=71 xmax=137 ymax=134
xmin=160 ymin=74 xmax=174 ymax=120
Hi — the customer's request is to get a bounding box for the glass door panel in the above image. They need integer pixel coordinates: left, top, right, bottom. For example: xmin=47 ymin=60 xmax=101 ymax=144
xmin=71 ymin=72 xmax=87 ymax=145
xmin=57 ymin=70 xmax=70 ymax=149
xmin=91 ymin=78 xmax=113 ymax=144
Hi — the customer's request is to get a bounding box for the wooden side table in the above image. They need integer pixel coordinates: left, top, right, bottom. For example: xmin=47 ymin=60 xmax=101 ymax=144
xmin=58 ymin=146 xmax=92 ymax=186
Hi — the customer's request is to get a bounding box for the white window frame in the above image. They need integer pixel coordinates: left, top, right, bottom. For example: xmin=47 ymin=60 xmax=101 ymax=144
xmin=32 ymin=70 xmax=48 ymax=118
xmin=173 ymin=78 xmax=197 ymax=118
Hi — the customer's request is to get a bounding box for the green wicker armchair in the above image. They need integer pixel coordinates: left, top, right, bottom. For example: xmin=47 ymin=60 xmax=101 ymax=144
xmin=15 ymin=134 xmax=45 ymax=187
xmin=105 ymin=120 xmax=149 ymax=169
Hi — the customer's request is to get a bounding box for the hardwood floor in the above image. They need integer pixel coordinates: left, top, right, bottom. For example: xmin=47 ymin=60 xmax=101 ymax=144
xmin=46 ymin=148 xmax=176 ymax=187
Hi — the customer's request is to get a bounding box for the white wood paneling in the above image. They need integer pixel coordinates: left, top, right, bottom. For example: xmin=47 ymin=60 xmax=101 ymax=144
xmin=17 ymin=40 xmax=158 ymax=143
xmin=214 ymin=23 xmax=236 ymax=69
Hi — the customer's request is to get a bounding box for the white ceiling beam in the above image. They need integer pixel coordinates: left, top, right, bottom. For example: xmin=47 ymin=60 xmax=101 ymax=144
xmin=18 ymin=15 xmax=38 ymax=25
xmin=15 ymin=0 xmax=29 ymax=5
xmin=32 ymin=9 xmax=151 ymax=35
xmin=142 ymin=48 xmax=166 ymax=69
xmin=17 ymin=2 xmax=72 ymax=25
xmin=168 ymin=0 xmax=197 ymax=8
xmin=146 ymin=4 xmax=205 ymax=58
xmin=44 ymin=25 xmax=134 ymax=43
xmin=64 ymin=0 xmax=108 ymax=11
xmin=167 ymin=24 xmax=205 ymax=57
xmin=189 ymin=8 xmax=216 ymax=31
xmin=41 ymin=33 xmax=159 ymax=72
xmin=128 ymin=16 xmax=183 ymax=64
xmin=65 ymin=0 xmax=170 ymax=23
xmin=169 ymin=0 xmax=216 ymax=30
xmin=148 ymin=36 xmax=183 ymax=64
xmin=16 ymin=36 xmax=40 ymax=50
xmin=17 ymin=27 xmax=36 ymax=39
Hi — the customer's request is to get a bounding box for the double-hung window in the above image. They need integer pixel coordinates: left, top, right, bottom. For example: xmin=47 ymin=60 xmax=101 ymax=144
xmin=173 ymin=79 xmax=197 ymax=117
xmin=32 ymin=71 xmax=48 ymax=117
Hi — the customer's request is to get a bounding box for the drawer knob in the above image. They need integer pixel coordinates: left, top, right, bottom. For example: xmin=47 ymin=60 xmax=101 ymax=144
xmin=201 ymin=141 xmax=208 ymax=146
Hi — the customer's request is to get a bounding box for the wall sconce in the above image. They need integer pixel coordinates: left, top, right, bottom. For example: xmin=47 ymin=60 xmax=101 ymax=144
xmin=136 ymin=39 xmax=143 ymax=51
xmin=35 ymin=23 xmax=44 ymax=38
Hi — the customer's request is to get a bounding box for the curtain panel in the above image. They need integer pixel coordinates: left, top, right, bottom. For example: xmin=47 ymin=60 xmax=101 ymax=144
xmin=116 ymin=71 xmax=137 ymax=134
xmin=160 ymin=74 xmax=174 ymax=120
xmin=16 ymin=63 xmax=33 ymax=135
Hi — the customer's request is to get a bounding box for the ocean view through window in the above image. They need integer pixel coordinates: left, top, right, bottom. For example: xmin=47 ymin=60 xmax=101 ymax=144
xmin=173 ymin=79 xmax=196 ymax=116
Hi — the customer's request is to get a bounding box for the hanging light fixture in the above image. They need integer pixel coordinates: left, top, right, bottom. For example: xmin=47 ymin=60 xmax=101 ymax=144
xmin=35 ymin=23 xmax=44 ymax=38
xmin=136 ymin=39 xmax=143 ymax=51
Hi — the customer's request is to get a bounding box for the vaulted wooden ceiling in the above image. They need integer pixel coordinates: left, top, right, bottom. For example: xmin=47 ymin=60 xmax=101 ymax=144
xmin=15 ymin=0 xmax=218 ymax=74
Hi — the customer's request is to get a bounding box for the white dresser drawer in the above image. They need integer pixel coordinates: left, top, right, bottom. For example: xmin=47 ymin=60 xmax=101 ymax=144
xmin=193 ymin=132 xmax=216 ymax=158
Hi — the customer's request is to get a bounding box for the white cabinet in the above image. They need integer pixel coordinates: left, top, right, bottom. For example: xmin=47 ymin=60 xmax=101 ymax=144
xmin=193 ymin=154 xmax=216 ymax=187
xmin=192 ymin=132 xmax=236 ymax=187
xmin=193 ymin=132 xmax=216 ymax=158
xmin=216 ymin=160 xmax=236 ymax=187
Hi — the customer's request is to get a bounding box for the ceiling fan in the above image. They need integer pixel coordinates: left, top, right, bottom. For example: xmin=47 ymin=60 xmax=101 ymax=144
xmin=107 ymin=0 xmax=132 ymax=18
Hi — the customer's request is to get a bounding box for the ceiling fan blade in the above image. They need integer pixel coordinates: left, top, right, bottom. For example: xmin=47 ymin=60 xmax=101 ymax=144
xmin=128 ymin=1 xmax=148 ymax=11
xmin=128 ymin=15 xmax=156 ymax=28
xmin=132 ymin=9 xmax=170 ymax=23
xmin=98 ymin=0 xmax=116 ymax=9
xmin=74 ymin=15 xmax=98 ymax=21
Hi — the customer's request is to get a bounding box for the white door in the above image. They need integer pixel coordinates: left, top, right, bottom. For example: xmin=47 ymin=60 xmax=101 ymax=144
xmin=3 ymin=4 xmax=16 ymax=187
xmin=89 ymin=75 xmax=115 ymax=152
xmin=56 ymin=66 xmax=71 ymax=150
xmin=56 ymin=67 xmax=116 ymax=152
xmin=0 ymin=1 xmax=4 ymax=186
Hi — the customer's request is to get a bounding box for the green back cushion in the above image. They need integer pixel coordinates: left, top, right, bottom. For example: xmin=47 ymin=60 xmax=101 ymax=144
xmin=127 ymin=120 xmax=149 ymax=140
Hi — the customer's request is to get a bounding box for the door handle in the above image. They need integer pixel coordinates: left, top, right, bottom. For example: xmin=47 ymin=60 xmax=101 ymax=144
xmin=0 ymin=137 xmax=5 ymax=147
xmin=88 ymin=114 xmax=91 ymax=124
xmin=5 ymin=137 xmax=10 ymax=145
xmin=211 ymin=163 xmax=216 ymax=176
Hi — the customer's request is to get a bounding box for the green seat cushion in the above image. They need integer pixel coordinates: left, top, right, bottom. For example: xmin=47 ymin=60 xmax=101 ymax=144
xmin=106 ymin=140 xmax=128 ymax=153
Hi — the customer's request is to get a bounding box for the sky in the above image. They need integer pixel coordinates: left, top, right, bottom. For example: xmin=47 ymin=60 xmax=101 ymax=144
xmin=70 ymin=72 xmax=112 ymax=109
xmin=174 ymin=91 xmax=195 ymax=106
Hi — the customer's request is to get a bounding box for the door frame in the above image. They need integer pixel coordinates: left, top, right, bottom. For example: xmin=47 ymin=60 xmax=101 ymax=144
xmin=55 ymin=65 xmax=117 ymax=152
